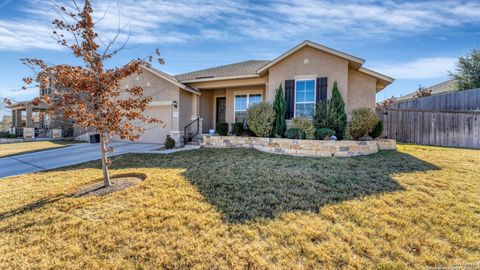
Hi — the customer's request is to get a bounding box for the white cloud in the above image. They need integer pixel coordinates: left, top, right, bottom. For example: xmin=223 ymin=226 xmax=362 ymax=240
xmin=242 ymin=0 xmax=480 ymax=41
xmin=0 ymin=20 xmax=61 ymax=50
xmin=370 ymin=57 xmax=457 ymax=79
xmin=1 ymin=0 xmax=480 ymax=51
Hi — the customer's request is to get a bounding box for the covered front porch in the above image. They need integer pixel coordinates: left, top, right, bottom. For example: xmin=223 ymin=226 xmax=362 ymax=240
xmin=8 ymin=101 xmax=67 ymax=139
xmin=197 ymin=85 xmax=267 ymax=133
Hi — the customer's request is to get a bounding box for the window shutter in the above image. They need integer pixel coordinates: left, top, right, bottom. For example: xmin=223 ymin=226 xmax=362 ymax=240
xmin=284 ymin=80 xmax=295 ymax=119
xmin=316 ymin=77 xmax=328 ymax=102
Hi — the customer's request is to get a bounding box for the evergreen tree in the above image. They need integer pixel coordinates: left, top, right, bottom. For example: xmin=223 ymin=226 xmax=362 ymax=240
xmin=273 ymin=84 xmax=287 ymax=137
xmin=450 ymin=49 xmax=480 ymax=90
xmin=330 ymin=81 xmax=347 ymax=139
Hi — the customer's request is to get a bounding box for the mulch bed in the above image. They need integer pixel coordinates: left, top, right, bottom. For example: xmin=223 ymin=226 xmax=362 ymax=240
xmin=73 ymin=177 xmax=144 ymax=197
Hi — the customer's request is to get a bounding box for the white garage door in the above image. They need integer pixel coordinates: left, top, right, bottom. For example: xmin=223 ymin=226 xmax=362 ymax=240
xmin=113 ymin=106 xmax=171 ymax=144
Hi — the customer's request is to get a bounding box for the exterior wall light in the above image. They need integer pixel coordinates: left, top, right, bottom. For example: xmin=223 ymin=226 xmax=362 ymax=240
xmin=172 ymin=100 xmax=178 ymax=108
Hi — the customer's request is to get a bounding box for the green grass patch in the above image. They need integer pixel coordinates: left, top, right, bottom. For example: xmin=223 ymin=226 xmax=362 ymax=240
xmin=0 ymin=141 xmax=81 ymax=158
xmin=0 ymin=145 xmax=479 ymax=269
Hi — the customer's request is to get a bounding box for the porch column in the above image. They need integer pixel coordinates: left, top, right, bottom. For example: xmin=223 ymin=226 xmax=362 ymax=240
xmin=11 ymin=109 xmax=16 ymax=128
xmin=15 ymin=109 xmax=22 ymax=127
xmin=192 ymin=94 xmax=199 ymax=118
xmin=50 ymin=113 xmax=57 ymax=129
xmin=23 ymin=105 xmax=35 ymax=139
xmin=39 ymin=112 xmax=45 ymax=128
xmin=26 ymin=105 xmax=33 ymax=128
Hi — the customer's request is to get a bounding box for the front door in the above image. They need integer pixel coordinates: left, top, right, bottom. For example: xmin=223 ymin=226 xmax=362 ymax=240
xmin=216 ymin=97 xmax=226 ymax=124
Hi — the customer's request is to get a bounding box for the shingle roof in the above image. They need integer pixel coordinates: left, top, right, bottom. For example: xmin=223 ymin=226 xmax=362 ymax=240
xmin=142 ymin=66 xmax=200 ymax=94
xmin=174 ymin=60 xmax=270 ymax=82
xmin=396 ymin=80 xmax=456 ymax=101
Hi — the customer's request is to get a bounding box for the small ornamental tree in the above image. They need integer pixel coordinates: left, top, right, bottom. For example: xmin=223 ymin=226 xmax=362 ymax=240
xmin=330 ymin=81 xmax=347 ymax=139
xmin=450 ymin=49 xmax=480 ymax=90
xmin=376 ymin=96 xmax=396 ymax=111
xmin=272 ymin=84 xmax=287 ymax=137
xmin=21 ymin=0 xmax=164 ymax=187
xmin=414 ymin=85 xmax=432 ymax=99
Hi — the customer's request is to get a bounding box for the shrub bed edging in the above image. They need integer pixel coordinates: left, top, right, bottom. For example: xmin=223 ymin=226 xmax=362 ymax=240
xmin=202 ymin=136 xmax=396 ymax=157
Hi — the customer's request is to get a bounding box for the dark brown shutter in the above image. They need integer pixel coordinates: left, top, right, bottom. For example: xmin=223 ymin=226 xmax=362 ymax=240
xmin=316 ymin=77 xmax=328 ymax=102
xmin=284 ymin=80 xmax=295 ymax=119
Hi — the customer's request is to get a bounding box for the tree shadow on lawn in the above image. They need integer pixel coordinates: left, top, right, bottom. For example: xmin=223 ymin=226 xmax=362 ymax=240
xmin=111 ymin=148 xmax=440 ymax=224
xmin=0 ymin=148 xmax=439 ymax=225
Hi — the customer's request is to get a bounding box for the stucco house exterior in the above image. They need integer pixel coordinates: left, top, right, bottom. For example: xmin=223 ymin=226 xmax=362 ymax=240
xmin=115 ymin=40 xmax=394 ymax=144
xmin=7 ymin=40 xmax=393 ymax=143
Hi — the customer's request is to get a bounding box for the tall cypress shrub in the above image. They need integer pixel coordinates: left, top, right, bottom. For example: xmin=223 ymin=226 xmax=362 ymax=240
xmin=330 ymin=81 xmax=347 ymax=139
xmin=273 ymin=84 xmax=287 ymax=137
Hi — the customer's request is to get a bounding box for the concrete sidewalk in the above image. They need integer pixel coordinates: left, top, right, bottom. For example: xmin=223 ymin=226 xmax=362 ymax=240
xmin=0 ymin=142 xmax=161 ymax=178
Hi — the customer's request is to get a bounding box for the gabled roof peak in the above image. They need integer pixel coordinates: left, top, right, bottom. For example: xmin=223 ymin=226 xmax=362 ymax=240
xmin=257 ymin=40 xmax=365 ymax=73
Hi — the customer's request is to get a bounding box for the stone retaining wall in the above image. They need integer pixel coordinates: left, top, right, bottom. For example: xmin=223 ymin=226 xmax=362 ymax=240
xmin=202 ymin=136 xmax=396 ymax=157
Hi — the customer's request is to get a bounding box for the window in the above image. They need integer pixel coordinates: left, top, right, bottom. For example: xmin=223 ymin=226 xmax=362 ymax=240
xmin=235 ymin=93 xmax=262 ymax=122
xmin=295 ymin=79 xmax=315 ymax=117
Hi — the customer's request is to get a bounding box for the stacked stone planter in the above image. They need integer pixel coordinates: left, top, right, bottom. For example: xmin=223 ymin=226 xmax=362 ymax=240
xmin=202 ymin=136 xmax=396 ymax=157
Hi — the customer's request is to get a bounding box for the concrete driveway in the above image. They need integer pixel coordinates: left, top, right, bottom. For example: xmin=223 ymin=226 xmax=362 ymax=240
xmin=0 ymin=142 xmax=161 ymax=178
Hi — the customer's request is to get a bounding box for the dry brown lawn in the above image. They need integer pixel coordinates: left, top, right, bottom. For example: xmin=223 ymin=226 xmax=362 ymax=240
xmin=0 ymin=141 xmax=80 ymax=158
xmin=0 ymin=144 xmax=479 ymax=269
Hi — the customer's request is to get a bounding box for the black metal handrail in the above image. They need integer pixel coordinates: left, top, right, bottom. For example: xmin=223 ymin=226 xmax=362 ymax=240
xmin=183 ymin=117 xmax=200 ymax=145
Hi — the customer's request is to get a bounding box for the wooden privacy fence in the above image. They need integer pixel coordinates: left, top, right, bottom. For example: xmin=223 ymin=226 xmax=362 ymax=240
xmin=379 ymin=87 xmax=480 ymax=149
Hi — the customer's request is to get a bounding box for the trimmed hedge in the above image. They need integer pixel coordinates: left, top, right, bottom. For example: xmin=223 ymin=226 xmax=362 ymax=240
xmin=232 ymin=122 xmax=244 ymax=136
xmin=314 ymin=128 xmax=335 ymax=140
xmin=291 ymin=117 xmax=315 ymax=139
xmin=348 ymin=108 xmax=379 ymax=140
xmin=216 ymin=122 xmax=229 ymax=136
xmin=246 ymin=103 xmax=275 ymax=137
xmin=285 ymin=128 xmax=306 ymax=139
xmin=0 ymin=132 xmax=16 ymax=138
xmin=369 ymin=120 xmax=384 ymax=139
xmin=164 ymin=135 xmax=176 ymax=149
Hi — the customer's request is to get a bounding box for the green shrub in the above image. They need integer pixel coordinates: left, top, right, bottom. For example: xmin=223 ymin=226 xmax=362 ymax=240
xmin=343 ymin=130 xmax=353 ymax=140
xmin=330 ymin=82 xmax=347 ymax=139
xmin=232 ymin=122 xmax=244 ymax=136
xmin=313 ymin=81 xmax=347 ymax=139
xmin=291 ymin=117 xmax=315 ymax=139
xmin=314 ymin=100 xmax=340 ymax=136
xmin=348 ymin=108 xmax=379 ymax=140
xmin=369 ymin=120 xmax=384 ymax=139
xmin=164 ymin=135 xmax=176 ymax=149
xmin=246 ymin=103 xmax=275 ymax=137
xmin=285 ymin=128 xmax=306 ymax=139
xmin=273 ymin=84 xmax=287 ymax=137
xmin=245 ymin=128 xmax=256 ymax=137
xmin=216 ymin=122 xmax=229 ymax=136
xmin=0 ymin=132 xmax=16 ymax=138
xmin=314 ymin=128 xmax=335 ymax=140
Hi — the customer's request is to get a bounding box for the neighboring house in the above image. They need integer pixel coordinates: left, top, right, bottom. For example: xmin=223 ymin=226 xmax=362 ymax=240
xmin=7 ymin=93 xmax=74 ymax=139
xmin=116 ymin=40 xmax=394 ymax=144
xmin=396 ymin=79 xmax=456 ymax=102
xmin=0 ymin=115 xmax=12 ymax=132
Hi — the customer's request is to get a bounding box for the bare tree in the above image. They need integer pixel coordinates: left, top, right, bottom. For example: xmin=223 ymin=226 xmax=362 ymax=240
xmin=22 ymin=0 xmax=163 ymax=187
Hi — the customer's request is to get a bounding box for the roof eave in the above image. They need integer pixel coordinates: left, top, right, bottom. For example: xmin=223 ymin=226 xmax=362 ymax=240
xmin=141 ymin=66 xmax=201 ymax=95
xmin=257 ymin=40 xmax=366 ymax=74
xmin=179 ymin=74 xmax=261 ymax=83
xmin=357 ymin=67 xmax=395 ymax=92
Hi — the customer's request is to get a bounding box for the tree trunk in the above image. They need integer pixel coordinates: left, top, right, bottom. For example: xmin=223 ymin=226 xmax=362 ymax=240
xmin=100 ymin=133 xmax=111 ymax=187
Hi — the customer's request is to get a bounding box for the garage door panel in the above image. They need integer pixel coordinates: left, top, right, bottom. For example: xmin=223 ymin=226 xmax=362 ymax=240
xmin=113 ymin=106 xmax=170 ymax=144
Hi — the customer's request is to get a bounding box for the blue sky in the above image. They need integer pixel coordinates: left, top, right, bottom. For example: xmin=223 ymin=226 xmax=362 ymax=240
xmin=1 ymin=0 xmax=480 ymax=117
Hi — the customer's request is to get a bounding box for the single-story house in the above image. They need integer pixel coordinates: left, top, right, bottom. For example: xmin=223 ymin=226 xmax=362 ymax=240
xmin=395 ymin=79 xmax=455 ymax=102
xmin=8 ymin=40 xmax=394 ymax=142
xmin=116 ymin=40 xmax=394 ymax=144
